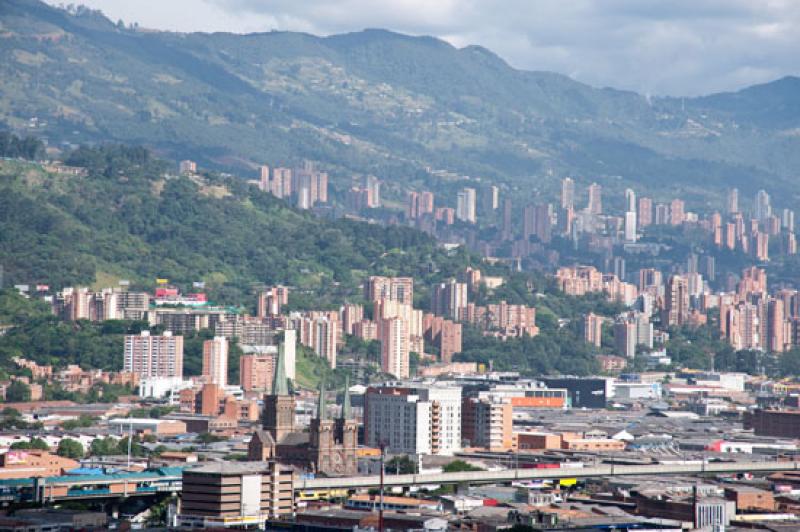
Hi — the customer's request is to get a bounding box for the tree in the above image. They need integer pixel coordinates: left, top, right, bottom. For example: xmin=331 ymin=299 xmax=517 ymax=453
xmin=442 ymin=460 xmax=484 ymax=473
xmin=57 ymin=438 xmax=84 ymax=459
xmin=386 ymin=455 xmax=416 ymax=474
xmin=90 ymin=437 xmax=119 ymax=456
xmin=196 ymin=432 xmax=224 ymax=444
xmin=11 ymin=437 xmax=49 ymax=451
xmin=5 ymin=381 xmax=31 ymax=402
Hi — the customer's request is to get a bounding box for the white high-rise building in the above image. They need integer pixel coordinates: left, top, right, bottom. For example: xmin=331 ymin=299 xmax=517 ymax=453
xmin=624 ymin=211 xmax=637 ymax=243
xmin=754 ymin=189 xmax=771 ymax=222
xmin=124 ymin=331 xmax=184 ymax=379
xmin=202 ymin=336 xmax=228 ymax=387
xmin=624 ymin=188 xmax=636 ymax=214
xmin=456 ymin=187 xmax=477 ymax=224
xmin=365 ymin=384 xmax=462 ymax=455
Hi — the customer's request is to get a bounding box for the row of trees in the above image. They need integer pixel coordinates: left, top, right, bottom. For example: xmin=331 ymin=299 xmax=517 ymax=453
xmin=0 ymin=132 xmax=44 ymax=160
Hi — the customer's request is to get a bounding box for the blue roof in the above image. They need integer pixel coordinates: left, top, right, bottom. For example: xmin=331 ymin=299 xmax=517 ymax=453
xmin=0 ymin=466 xmax=186 ymax=487
xmin=66 ymin=468 xmax=105 ymax=475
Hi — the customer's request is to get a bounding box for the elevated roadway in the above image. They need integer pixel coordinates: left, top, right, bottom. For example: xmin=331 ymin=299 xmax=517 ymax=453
xmin=297 ymin=460 xmax=800 ymax=491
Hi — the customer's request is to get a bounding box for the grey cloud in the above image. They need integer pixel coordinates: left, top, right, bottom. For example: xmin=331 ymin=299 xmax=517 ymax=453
xmin=49 ymin=0 xmax=800 ymax=96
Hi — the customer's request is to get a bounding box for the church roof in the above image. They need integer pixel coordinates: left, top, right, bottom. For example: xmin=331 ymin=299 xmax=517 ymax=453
xmin=252 ymin=429 xmax=275 ymax=447
xmin=278 ymin=432 xmax=310 ymax=447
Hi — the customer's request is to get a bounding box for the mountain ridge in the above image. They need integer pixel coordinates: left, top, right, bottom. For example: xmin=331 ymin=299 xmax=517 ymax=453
xmin=1 ymin=0 xmax=798 ymax=205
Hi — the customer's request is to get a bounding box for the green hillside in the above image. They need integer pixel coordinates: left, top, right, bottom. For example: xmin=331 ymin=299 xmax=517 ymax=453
xmin=1 ymin=0 xmax=798 ymax=207
xmin=0 ymin=144 xmax=473 ymax=303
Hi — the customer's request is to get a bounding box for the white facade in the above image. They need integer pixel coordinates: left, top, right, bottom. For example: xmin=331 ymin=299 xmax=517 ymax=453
xmin=203 ymin=336 xmax=229 ymax=387
xmin=138 ymin=376 xmax=194 ymax=401
xmin=456 ymin=188 xmax=477 ymax=224
xmin=624 ymin=211 xmax=637 ymax=242
xmin=365 ymin=385 xmax=462 ymax=456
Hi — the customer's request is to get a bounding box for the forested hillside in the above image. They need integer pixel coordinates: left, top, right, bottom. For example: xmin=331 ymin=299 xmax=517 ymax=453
xmin=0 ymin=144 xmax=474 ymax=304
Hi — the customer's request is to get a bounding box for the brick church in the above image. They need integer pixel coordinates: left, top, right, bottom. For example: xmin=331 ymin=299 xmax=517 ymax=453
xmin=248 ymin=345 xmax=358 ymax=476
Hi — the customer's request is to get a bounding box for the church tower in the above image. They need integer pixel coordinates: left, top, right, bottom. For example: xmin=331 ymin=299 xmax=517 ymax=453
xmin=333 ymin=375 xmax=359 ymax=475
xmin=262 ymin=344 xmax=295 ymax=442
xmin=309 ymin=380 xmax=335 ymax=473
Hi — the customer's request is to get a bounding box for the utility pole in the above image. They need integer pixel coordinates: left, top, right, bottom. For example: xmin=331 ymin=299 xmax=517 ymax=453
xmin=127 ymin=420 xmax=133 ymax=469
xmin=379 ymin=442 xmax=386 ymax=532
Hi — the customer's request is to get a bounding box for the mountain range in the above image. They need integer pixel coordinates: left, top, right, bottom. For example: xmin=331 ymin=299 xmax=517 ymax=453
xmin=1 ymin=0 xmax=799 ymax=206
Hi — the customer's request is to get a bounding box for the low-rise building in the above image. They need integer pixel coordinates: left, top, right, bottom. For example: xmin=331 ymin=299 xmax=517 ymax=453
xmin=179 ymin=461 xmax=294 ymax=528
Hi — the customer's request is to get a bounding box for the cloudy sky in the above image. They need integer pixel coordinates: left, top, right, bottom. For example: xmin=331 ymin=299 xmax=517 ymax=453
xmin=47 ymin=0 xmax=800 ymax=96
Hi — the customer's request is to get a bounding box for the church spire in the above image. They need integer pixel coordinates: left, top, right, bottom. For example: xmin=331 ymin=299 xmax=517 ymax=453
xmin=341 ymin=374 xmax=352 ymax=420
xmin=272 ymin=343 xmax=289 ymax=396
xmin=317 ymin=378 xmax=327 ymax=421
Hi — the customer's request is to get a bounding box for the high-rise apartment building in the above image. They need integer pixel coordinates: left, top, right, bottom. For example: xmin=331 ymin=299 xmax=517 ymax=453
xmin=663 ymin=275 xmax=690 ymax=326
xmin=259 ymin=165 xmax=270 ymax=191
xmin=462 ymin=396 xmax=513 ymax=451
xmin=638 ymin=197 xmax=653 ymax=228
xmin=754 ymin=189 xmax=771 ymax=222
xmin=379 ymin=317 xmax=409 ymax=378
xmin=422 ymin=313 xmax=463 ymax=363
xmin=123 ymin=331 xmax=184 ymax=379
xmin=624 ymin=211 xmax=637 ymax=242
xmin=456 ymin=187 xmax=477 ymax=224
xmin=582 ymin=313 xmax=604 ymax=348
xmin=624 ymin=188 xmax=636 ymax=213
xmin=202 ymin=336 xmax=228 ymax=387
xmin=257 ymin=286 xmax=289 ymax=318
xmin=430 ymin=280 xmax=469 ymax=321
xmin=340 ymin=303 xmax=364 ymax=336
xmin=364 ymin=276 xmax=414 ymax=306
xmin=670 ymin=199 xmax=685 ymax=225
xmin=587 ymin=183 xmax=602 ymax=214
xmin=561 ymin=177 xmax=575 ymax=209
xmin=654 ymin=203 xmax=670 ymax=225
xmin=366 ymin=175 xmax=381 ymax=208
xmin=310 ymin=316 xmax=338 ymax=369
xmin=614 ymin=320 xmax=638 ymax=359
xmin=179 ymin=160 xmax=197 ymax=174
xmin=239 ymin=352 xmax=276 ymax=394
xmin=727 ymin=188 xmax=739 ymax=214
xmin=365 ymin=384 xmax=462 ymax=455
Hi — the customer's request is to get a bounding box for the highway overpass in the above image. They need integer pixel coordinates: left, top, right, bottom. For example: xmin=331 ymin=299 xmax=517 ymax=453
xmin=1 ymin=460 xmax=798 ymax=504
xmin=297 ymin=460 xmax=800 ymax=491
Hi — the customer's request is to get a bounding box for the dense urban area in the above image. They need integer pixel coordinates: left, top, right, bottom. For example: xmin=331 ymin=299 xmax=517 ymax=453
xmin=1 ymin=136 xmax=800 ymax=531
xmin=2 ymin=1 xmax=800 ymax=531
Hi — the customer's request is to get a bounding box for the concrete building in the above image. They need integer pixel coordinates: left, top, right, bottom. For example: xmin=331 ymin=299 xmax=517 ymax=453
xmin=257 ymin=286 xmax=289 ymax=317
xmin=561 ymin=177 xmax=574 ymax=209
xmin=123 ymin=331 xmax=183 ymax=379
xmin=456 ymin=187 xmax=477 ymax=224
xmin=582 ymin=313 xmax=604 ymax=348
xmin=364 ymin=276 xmax=414 ymax=306
xmin=379 ymin=317 xmax=410 ymax=379
xmin=663 ymin=275 xmax=690 ymax=327
xmin=202 ymin=336 xmax=228 ymax=387
xmin=240 ymin=352 xmax=276 ymax=394
xmin=587 ymin=182 xmax=602 ymax=214
xmin=365 ymin=384 xmax=462 ymax=455
xmin=179 ymin=461 xmax=294 ymax=528
xmin=462 ymin=396 xmax=513 ymax=451
xmin=430 ymin=280 xmax=468 ymax=321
